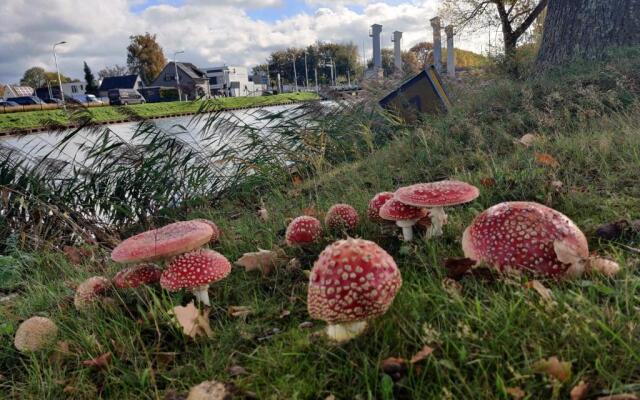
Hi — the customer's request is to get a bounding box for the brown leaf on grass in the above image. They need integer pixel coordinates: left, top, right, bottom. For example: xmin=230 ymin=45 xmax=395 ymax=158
xmin=551 ymin=180 xmax=564 ymax=191
xmin=257 ymin=207 xmax=269 ymax=221
xmin=515 ymin=133 xmax=539 ymax=147
xmin=302 ymin=206 xmax=319 ymax=218
xmin=441 ymin=278 xmax=463 ymax=298
xmin=292 ymin=174 xmax=304 ymax=186
xmin=227 ymin=365 xmax=247 ymax=377
xmin=63 ymin=246 xmax=92 ymax=265
xmin=532 ymin=356 xmax=572 ymax=382
xmin=186 ymin=380 xmax=229 ymax=400
xmin=506 ymin=387 xmax=526 ymax=399
xmin=49 ymin=340 xmax=73 ymax=365
xmin=279 ymin=309 xmax=291 ymax=319
xmin=154 ymin=352 xmax=177 ymax=370
xmin=597 ymin=395 xmax=640 ymax=400
xmin=235 ymin=248 xmax=287 ymax=275
xmin=410 ymin=346 xmax=434 ymax=364
xmin=443 ymin=257 xmax=477 ymax=280
xmin=169 ymin=301 xmax=214 ymax=339
xmin=570 ymin=380 xmax=590 ymax=400
xmin=524 ymin=280 xmax=554 ymax=302
xmin=380 ymin=357 xmax=408 ymax=381
xmin=535 ymin=152 xmax=560 ymax=168
xmin=480 ymin=177 xmax=496 ymax=188
xmin=81 ymin=352 xmax=111 ymax=369
xmin=228 ymin=306 xmax=252 ymax=318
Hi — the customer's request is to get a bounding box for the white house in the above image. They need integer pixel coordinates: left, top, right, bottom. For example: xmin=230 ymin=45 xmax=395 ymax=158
xmin=204 ymin=66 xmax=261 ymax=97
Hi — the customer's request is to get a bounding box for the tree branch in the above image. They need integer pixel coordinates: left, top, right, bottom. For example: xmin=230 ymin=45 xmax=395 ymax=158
xmin=512 ymin=0 xmax=548 ymax=39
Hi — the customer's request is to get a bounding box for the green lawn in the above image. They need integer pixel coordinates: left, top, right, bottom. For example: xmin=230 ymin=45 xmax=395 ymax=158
xmin=1 ymin=53 xmax=640 ymax=399
xmin=0 ymin=92 xmax=319 ymax=133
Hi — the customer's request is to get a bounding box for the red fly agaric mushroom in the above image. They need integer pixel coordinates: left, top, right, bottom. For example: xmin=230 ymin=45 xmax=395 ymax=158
xmin=367 ymin=192 xmax=394 ymax=223
xmin=395 ymin=180 xmax=480 ymax=238
xmin=192 ymin=218 xmax=221 ymax=243
xmin=74 ymin=276 xmax=111 ymax=311
xmin=160 ymin=249 xmax=231 ymax=306
xmin=113 ymin=263 xmax=162 ymax=289
xmin=111 ymin=220 xmax=214 ymax=264
xmin=14 ymin=316 xmax=58 ymax=352
xmin=307 ymin=238 xmax=402 ymax=342
xmin=379 ymin=198 xmax=428 ymax=241
xmin=285 ymin=216 xmax=322 ymax=246
xmin=462 ymin=201 xmax=620 ymax=278
xmin=325 ymin=204 xmax=359 ymax=233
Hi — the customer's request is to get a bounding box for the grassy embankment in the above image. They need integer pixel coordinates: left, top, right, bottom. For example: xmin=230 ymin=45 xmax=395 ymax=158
xmin=0 ymin=92 xmax=319 ymax=134
xmin=1 ymin=50 xmax=640 ymax=399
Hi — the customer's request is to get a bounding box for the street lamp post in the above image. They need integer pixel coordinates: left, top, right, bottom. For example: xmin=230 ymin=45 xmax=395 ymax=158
xmin=292 ymin=55 xmax=298 ymax=92
xmin=173 ymin=50 xmax=185 ymax=101
xmin=53 ymin=41 xmax=67 ymax=110
xmin=304 ymin=51 xmax=309 ymax=89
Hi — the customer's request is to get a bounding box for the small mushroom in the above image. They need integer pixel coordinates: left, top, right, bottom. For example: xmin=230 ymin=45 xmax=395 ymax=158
xmin=285 ymin=216 xmax=322 ymax=246
xmin=462 ymin=201 xmax=619 ymax=278
xmin=367 ymin=192 xmax=394 ymax=223
xmin=111 ymin=220 xmax=214 ymax=264
xmin=192 ymin=218 xmax=221 ymax=243
xmin=307 ymin=238 xmax=402 ymax=342
xmin=395 ymin=180 xmax=480 ymax=238
xmin=160 ymin=249 xmax=231 ymax=306
xmin=324 ymin=203 xmax=359 ymax=233
xmin=113 ymin=263 xmax=162 ymax=289
xmin=74 ymin=276 xmax=111 ymax=311
xmin=379 ymin=198 xmax=428 ymax=242
xmin=14 ymin=316 xmax=58 ymax=352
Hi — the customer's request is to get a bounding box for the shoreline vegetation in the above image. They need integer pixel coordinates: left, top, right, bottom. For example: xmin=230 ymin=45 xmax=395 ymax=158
xmin=1 ymin=49 xmax=640 ymax=398
xmin=0 ymin=92 xmax=320 ymax=134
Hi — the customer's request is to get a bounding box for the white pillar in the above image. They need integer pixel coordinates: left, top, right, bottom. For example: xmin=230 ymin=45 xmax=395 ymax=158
xmin=446 ymin=25 xmax=456 ymax=78
xmin=430 ymin=17 xmax=442 ymax=72
xmin=392 ymin=31 xmax=403 ymax=72
xmin=370 ymin=24 xmax=382 ymax=69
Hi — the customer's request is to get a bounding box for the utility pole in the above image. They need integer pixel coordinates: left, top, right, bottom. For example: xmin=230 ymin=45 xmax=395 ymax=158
xmin=173 ymin=50 xmax=185 ymax=101
xmin=53 ymin=41 xmax=67 ymax=111
xmin=314 ymin=68 xmax=318 ymax=92
xmin=292 ymin=55 xmax=298 ymax=92
xmin=304 ymin=51 xmax=309 ymax=89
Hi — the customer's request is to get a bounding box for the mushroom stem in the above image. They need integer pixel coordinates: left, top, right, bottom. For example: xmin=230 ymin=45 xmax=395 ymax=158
xmin=192 ymin=285 xmax=211 ymax=306
xmin=426 ymin=206 xmax=447 ymax=238
xmin=396 ymin=220 xmax=416 ymax=242
xmin=587 ymin=256 xmax=620 ymax=277
xmin=325 ymin=321 xmax=368 ymax=342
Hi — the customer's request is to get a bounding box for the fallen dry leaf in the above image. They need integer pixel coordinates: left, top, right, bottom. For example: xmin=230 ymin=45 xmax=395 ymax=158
xmin=480 ymin=177 xmax=497 ymax=188
xmin=292 ymin=175 xmax=304 ymax=186
xmin=154 ymin=352 xmax=177 ymax=370
xmin=169 ymin=301 xmax=214 ymax=339
xmin=227 ymin=365 xmax=247 ymax=377
xmin=302 ymin=206 xmax=319 ymax=218
xmin=525 ymin=280 xmax=554 ymax=302
xmin=81 ymin=352 xmax=112 ymax=369
xmin=380 ymin=357 xmax=408 ymax=381
xmin=228 ymin=306 xmax=252 ymax=318
xmin=597 ymin=395 xmax=640 ymax=400
xmin=532 ymin=356 xmax=572 ymax=382
xmin=441 ymin=278 xmax=463 ymax=298
xmin=551 ymin=180 xmax=564 ymax=191
xmin=235 ymin=248 xmax=287 ymax=275
xmin=506 ymin=387 xmax=526 ymax=399
xmin=535 ymin=152 xmax=560 ymax=168
xmin=186 ymin=379 xmax=229 ymax=400
xmin=516 ymin=133 xmax=539 ymax=147
xmin=279 ymin=309 xmax=291 ymax=319
xmin=410 ymin=346 xmax=434 ymax=364
xmin=257 ymin=207 xmax=269 ymax=221
xmin=570 ymin=380 xmax=590 ymax=400
xmin=443 ymin=257 xmax=477 ymax=280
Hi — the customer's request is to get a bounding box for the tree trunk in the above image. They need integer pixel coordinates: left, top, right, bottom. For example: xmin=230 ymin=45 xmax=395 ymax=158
xmin=537 ymin=0 xmax=640 ymax=66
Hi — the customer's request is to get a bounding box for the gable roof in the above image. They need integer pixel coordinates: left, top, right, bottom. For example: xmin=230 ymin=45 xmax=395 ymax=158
xmin=99 ymin=74 xmax=140 ymax=91
xmin=175 ymin=62 xmax=207 ymax=80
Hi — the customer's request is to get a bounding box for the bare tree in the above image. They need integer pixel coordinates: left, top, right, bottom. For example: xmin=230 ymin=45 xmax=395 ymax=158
xmin=98 ymin=65 xmax=128 ymax=79
xmin=441 ymin=0 xmax=548 ymax=58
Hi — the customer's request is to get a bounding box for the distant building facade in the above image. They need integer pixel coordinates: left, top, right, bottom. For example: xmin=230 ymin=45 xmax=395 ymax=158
xmin=204 ymin=66 xmax=262 ymax=97
xmin=149 ymin=62 xmax=211 ymax=100
xmin=98 ymin=74 xmax=144 ymax=97
xmin=2 ymin=85 xmax=35 ymax=98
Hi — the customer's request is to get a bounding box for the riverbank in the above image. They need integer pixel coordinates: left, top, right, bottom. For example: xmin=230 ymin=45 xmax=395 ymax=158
xmin=0 ymin=92 xmax=319 ymax=135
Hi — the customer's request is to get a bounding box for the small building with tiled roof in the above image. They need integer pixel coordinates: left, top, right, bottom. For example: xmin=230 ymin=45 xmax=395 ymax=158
xmin=149 ymin=62 xmax=211 ymax=100
xmin=98 ymin=74 xmax=144 ymax=97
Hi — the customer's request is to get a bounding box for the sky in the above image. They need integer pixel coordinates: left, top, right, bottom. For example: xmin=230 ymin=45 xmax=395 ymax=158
xmin=0 ymin=0 xmax=496 ymax=84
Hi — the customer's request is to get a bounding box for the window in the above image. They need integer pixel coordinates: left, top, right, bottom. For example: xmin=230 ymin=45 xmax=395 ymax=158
xmin=209 ymin=77 xmax=218 ymax=85
xmin=165 ymin=74 xmax=175 ymax=82
xmin=71 ymin=86 xmax=77 ymax=93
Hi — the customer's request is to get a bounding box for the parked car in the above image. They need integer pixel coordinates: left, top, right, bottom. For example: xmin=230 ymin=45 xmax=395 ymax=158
xmin=108 ymin=89 xmax=146 ymax=106
xmin=0 ymin=101 xmax=19 ymax=107
xmin=68 ymin=94 xmax=103 ymax=105
xmin=44 ymin=98 xmax=63 ymax=105
xmin=6 ymin=96 xmax=45 ymax=105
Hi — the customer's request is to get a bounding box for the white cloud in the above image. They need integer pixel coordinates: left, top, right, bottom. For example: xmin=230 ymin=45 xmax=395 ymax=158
xmin=0 ymin=0 xmax=489 ymax=84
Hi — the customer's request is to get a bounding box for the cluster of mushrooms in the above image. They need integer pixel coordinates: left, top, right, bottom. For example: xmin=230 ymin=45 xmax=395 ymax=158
xmin=14 ymin=179 xmax=622 ymax=351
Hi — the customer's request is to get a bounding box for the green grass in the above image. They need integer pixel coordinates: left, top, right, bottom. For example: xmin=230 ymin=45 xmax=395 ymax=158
xmin=2 ymin=52 xmax=640 ymax=399
xmin=0 ymin=92 xmax=319 ymax=133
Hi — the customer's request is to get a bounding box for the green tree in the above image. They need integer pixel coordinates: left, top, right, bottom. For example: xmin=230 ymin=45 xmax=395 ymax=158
xmin=20 ymin=67 xmax=73 ymax=88
xmin=127 ymin=33 xmax=167 ymax=84
xmin=83 ymin=62 xmax=98 ymax=95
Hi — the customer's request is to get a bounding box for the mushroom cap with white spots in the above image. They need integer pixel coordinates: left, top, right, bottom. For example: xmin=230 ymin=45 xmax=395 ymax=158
xmin=14 ymin=316 xmax=58 ymax=352
xmin=111 ymin=221 xmax=214 ymax=263
xmin=74 ymin=276 xmax=110 ymax=311
xmin=325 ymin=203 xmax=359 ymax=232
xmin=462 ymin=201 xmax=589 ymax=277
xmin=113 ymin=263 xmax=162 ymax=289
xmin=191 ymin=219 xmax=221 ymax=243
xmin=379 ymin=198 xmax=428 ymax=221
xmin=160 ymin=249 xmax=231 ymax=291
xmin=307 ymin=238 xmax=402 ymax=324
xmin=367 ymin=192 xmax=394 ymax=222
xmin=285 ymin=216 xmax=322 ymax=246
xmin=395 ymin=180 xmax=480 ymax=207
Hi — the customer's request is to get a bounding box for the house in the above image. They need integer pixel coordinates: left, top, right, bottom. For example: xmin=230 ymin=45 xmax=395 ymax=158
xmin=204 ymin=66 xmax=260 ymax=97
xmin=149 ymin=62 xmax=211 ymax=100
xmin=98 ymin=74 xmax=144 ymax=98
xmin=35 ymin=82 xmax=86 ymax=101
